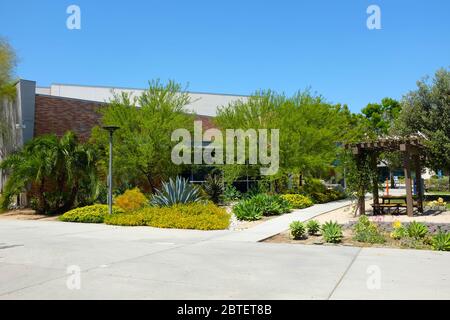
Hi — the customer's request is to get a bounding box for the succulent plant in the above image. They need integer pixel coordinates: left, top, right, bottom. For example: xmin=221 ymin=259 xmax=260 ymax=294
xmin=321 ymin=221 xmax=343 ymax=243
xmin=203 ymin=174 xmax=224 ymax=204
xmin=150 ymin=177 xmax=202 ymax=207
xmin=432 ymin=230 xmax=450 ymax=251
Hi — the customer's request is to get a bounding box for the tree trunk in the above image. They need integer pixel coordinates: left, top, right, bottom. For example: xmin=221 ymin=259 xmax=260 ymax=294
xmin=60 ymin=182 xmax=79 ymax=214
xmin=390 ymin=171 xmax=395 ymax=188
xmin=38 ymin=178 xmax=48 ymax=214
xmin=146 ymin=173 xmax=156 ymax=193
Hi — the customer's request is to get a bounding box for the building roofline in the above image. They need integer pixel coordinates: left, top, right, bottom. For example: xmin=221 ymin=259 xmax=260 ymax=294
xmin=35 ymin=94 xmax=217 ymax=119
xmin=35 ymin=93 xmax=107 ymax=105
xmin=43 ymin=82 xmax=250 ymax=98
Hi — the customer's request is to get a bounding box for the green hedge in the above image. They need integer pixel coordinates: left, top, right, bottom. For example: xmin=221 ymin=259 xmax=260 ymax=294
xmin=104 ymin=203 xmax=230 ymax=230
xmin=59 ymin=204 xmax=124 ymax=223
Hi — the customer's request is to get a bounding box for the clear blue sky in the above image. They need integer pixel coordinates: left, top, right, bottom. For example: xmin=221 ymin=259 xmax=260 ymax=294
xmin=1 ymin=0 xmax=449 ymax=112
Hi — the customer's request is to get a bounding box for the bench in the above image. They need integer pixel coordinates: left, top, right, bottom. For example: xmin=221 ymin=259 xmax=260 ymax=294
xmin=372 ymin=201 xmax=420 ymax=215
xmin=371 ymin=203 xmax=400 ymax=215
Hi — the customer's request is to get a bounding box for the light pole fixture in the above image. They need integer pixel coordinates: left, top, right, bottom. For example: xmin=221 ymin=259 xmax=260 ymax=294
xmin=102 ymin=126 xmax=120 ymax=215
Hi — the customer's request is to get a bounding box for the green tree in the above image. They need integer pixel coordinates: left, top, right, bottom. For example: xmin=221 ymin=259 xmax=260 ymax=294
xmin=361 ymin=97 xmax=401 ymax=137
xmin=0 ymin=37 xmax=17 ymax=98
xmin=395 ymin=68 xmax=450 ymax=189
xmin=215 ymin=90 xmax=352 ymax=187
xmin=0 ymin=132 xmax=100 ymax=213
xmin=90 ymin=80 xmax=194 ymax=191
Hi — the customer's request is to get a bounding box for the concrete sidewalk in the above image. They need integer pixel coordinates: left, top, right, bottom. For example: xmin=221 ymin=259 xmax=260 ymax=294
xmin=0 ymin=219 xmax=449 ymax=299
xmin=218 ymin=199 xmax=353 ymax=242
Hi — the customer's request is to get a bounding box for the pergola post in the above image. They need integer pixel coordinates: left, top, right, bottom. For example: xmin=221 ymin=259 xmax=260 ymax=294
xmin=414 ymin=155 xmax=424 ymax=213
xmin=356 ymin=153 xmax=366 ymax=215
xmin=403 ymin=151 xmax=414 ymax=217
xmin=370 ymin=152 xmax=379 ymax=205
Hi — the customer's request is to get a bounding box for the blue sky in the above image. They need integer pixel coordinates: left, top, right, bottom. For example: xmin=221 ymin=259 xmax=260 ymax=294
xmin=1 ymin=0 xmax=449 ymax=112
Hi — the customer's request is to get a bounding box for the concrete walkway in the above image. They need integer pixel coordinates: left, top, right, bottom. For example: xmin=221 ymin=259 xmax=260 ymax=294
xmin=219 ymin=199 xmax=353 ymax=242
xmin=0 ymin=219 xmax=449 ymax=299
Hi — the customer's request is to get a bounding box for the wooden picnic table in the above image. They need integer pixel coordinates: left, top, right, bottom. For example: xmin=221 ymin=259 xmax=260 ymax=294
xmin=372 ymin=195 xmax=419 ymax=215
xmin=380 ymin=195 xmax=407 ymax=204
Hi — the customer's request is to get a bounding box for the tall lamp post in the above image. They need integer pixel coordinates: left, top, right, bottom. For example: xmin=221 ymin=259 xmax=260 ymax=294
xmin=103 ymin=126 xmax=120 ymax=215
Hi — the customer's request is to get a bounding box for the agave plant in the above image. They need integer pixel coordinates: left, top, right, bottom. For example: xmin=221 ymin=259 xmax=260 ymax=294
xmin=432 ymin=230 xmax=450 ymax=251
xmin=406 ymin=221 xmax=428 ymax=240
xmin=150 ymin=177 xmax=202 ymax=207
xmin=321 ymin=221 xmax=343 ymax=243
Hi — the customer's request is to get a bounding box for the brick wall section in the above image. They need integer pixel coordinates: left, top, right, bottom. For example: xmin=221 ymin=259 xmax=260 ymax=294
xmin=34 ymin=95 xmax=105 ymax=141
xmin=34 ymin=94 xmax=217 ymax=141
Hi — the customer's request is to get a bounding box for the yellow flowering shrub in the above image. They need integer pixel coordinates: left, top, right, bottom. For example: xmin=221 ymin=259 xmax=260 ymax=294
xmin=114 ymin=188 xmax=147 ymax=212
xmin=281 ymin=194 xmax=314 ymax=209
xmin=59 ymin=204 xmax=124 ymax=223
xmin=392 ymin=220 xmax=402 ymax=229
xmin=390 ymin=220 xmax=406 ymax=240
xmin=104 ymin=202 xmax=230 ymax=230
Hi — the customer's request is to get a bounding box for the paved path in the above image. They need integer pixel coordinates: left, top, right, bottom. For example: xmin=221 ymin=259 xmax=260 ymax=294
xmin=0 ymin=219 xmax=449 ymax=299
xmin=220 ymin=199 xmax=352 ymax=242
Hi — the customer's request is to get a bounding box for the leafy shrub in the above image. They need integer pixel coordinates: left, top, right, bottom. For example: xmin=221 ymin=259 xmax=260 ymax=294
xmin=223 ymin=185 xmax=241 ymax=202
xmin=322 ymin=221 xmax=343 ymax=243
xmin=431 ymin=230 xmax=450 ymax=251
xmin=390 ymin=226 xmax=407 ymax=240
xmin=303 ymin=178 xmax=327 ymax=195
xmin=232 ymin=194 xmax=291 ymax=221
xmin=114 ymin=188 xmax=147 ymax=212
xmin=281 ymin=194 xmax=314 ymax=209
xmin=250 ymin=194 xmax=291 ymax=216
xmin=299 ymin=179 xmax=346 ymax=204
xmin=406 ymin=221 xmax=429 ymax=240
xmin=310 ymin=189 xmax=345 ymax=204
xmin=290 ymin=221 xmax=307 ymax=240
xmin=390 ymin=220 xmax=407 ymax=240
xmin=306 ymin=220 xmax=321 ymax=235
xmin=105 ymin=203 xmax=230 ymax=230
xmin=353 ymin=215 xmax=386 ymax=244
xmin=59 ymin=204 xmax=124 ymax=223
xmin=233 ymin=199 xmax=263 ymax=221
xmin=425 ymin=177 xmax=449 ymax=192
xmin=150 ymin=177 xmax=202 ymax=207
xmin=203 ymin=175 xmax=224 ymax=204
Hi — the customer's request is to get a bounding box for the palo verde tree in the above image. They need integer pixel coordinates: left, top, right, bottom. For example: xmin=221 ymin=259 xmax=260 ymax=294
xmin=215 ymin=89 xmax=352 ymax=189
xmin=395 ymin=68 xmax=450 ymax=189
xmin=91 ymin=80 xmax=194 ymax=192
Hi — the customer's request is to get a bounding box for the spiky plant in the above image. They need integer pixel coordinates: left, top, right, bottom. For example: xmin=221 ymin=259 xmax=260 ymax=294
xmin=432 ymin=230 xmax=450 ymax=251
xmin=203 ymin=174 xmax=224 ymax=204
xmin=321 ymin=221 xmax=343 ymax=243
xmin=150 ymin=177 xmax=202 ymax=207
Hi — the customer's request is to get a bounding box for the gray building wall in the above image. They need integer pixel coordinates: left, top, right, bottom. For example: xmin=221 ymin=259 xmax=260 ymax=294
xmin=16 ymin=80 xmax=36 ymax=144
xmin=0 ymin=80 xmax=35 ymax=194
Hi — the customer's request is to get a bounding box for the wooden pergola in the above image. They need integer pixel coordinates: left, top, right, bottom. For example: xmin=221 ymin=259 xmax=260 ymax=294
xmin=345 ymin=136 xmax=426 ymax=217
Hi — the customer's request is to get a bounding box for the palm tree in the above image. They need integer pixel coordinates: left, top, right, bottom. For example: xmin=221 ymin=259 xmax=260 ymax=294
xmin=0 ymin=132 xmax=100 ymax=214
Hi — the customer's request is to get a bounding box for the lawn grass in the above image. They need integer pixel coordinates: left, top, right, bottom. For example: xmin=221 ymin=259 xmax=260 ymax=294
xmin=426 ymin=191 xmax=450 ymax=196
